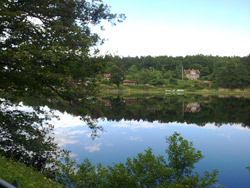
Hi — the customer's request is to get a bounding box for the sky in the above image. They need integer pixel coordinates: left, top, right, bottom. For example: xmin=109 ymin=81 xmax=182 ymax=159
xmin=95 ymin=0 xmax=250 ymax=57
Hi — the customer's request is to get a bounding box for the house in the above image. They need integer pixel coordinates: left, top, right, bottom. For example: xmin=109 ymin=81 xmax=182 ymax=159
xmin=122 ymin=81 xmax=137 ymax=85
xmin=184 ymin=69 xmax=200 ymax=80
xmin=105 ymin=102 xmax=111 ymax=107
xmin=122 ymin=97 xmax=137 ymax=102
xmin=104 ymin=74 xmax=110 ymax=79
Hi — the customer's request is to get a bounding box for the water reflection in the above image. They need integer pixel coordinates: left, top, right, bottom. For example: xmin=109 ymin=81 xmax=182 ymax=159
xmin=90 ymin=95 xmax=250 ymax=129
xmin=52 ymin=119 xmax=250 ymax=188
xmin=185 ymin=102 xmax=200 ymax=113
xmin=1 ymin=94 xmax=250 ymax=187
xmin=0 ymin=99 xmax=62 ymax=172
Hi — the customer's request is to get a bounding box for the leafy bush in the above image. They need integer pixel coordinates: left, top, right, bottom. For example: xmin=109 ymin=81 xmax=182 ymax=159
xmin=194 ymin=83 xmax=205 ymax=90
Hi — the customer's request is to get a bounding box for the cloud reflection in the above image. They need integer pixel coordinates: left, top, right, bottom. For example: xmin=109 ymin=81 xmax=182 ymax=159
xmin=112 ymin=120 xmax=167 ymax=129
xmin=129 ymin=136 xmax=143 ymax=142
xmin=54 ymin=131 xmax=78 ymax=147
xmin=49 ymin=112 xmax=85 ymax=128
xmin=109 ymin=119 xmax=249 ymax=132
xmin=68 ymin=130 xmax=87 ymax=135
xmin=218 ymin=133 xmax=231 ymax=139
xmin=85 ymin=143 xmax=102 ymax=153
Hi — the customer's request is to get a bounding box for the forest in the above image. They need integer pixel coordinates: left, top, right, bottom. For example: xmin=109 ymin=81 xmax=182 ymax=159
xmin=102 ymin=55 xmax=250 ymax=89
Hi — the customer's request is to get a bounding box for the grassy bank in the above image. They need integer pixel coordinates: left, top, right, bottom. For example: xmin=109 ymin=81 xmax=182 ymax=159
xmin=100 ymin=84 xmax=250 ymax=97
xmin=101 ymin=84 xmax=165 ymax=94
xmin=0 ymin=154 xmax=64 ymax=188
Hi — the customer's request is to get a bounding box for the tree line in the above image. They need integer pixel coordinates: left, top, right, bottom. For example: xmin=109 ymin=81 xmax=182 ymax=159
xmin=102 ymin=55 xmax=250 ymax=89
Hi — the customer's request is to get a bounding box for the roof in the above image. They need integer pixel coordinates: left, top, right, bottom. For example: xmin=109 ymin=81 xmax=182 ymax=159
xmin=184 ymin=69 xmax=200 ymax=74
xmin=105 ymin=102 xmax=111 ymax=106
xmin=104 ymin=74 xmax=110 ymax=78
xmin=122 ymin=80 xmax=137 ymax=83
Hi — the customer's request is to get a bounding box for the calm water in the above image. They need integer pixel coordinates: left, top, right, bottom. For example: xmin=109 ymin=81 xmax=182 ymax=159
xmin=1 ymin=94 xmax=250 ymax=187
xmin=50 ymin=95 xmax=250 ymax=188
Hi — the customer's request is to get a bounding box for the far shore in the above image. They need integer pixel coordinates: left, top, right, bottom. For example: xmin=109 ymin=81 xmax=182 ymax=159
xmin=100 ymin=84 xmax=250 ymax=97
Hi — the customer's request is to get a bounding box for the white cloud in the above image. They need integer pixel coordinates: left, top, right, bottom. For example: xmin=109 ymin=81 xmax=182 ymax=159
xmin=27 ymin=16 xmax=43 ymax=26
xmin=96 ymin=22 xmax=250 ymax=57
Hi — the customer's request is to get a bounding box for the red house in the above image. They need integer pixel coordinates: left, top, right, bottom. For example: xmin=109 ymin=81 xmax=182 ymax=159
xmin=105 ymin=102 xmax=111 ymax=106
xmin=104 ymin=74 xmax=110 ymax=79
xmin=122 ymin=81 xmax=137 ymax=85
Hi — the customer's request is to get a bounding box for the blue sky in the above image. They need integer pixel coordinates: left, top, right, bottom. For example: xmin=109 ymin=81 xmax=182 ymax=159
xmin=95 ymin=0 xmax=250 ymax=57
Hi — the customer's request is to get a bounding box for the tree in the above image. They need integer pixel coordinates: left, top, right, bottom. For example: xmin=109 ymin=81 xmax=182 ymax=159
xmin=127 ymin=64 xmax=138 ymax=80
xmin=137 ymin=69 xmax=152 ymax=84
xmin=0 ymin=1 xmax=125 ymax=173
xmin=150 ymin=70 xmax=164 ymax=85
xmin=214 ymin=62 xmax=249 ymax=89
xmin=241 ymin=54 xmax=250 ymax=84
xmin=128 ymin=65 xmax=138 ymax=74
xmin=174 ymin=62 xmax=183 ymax=79
xmin=110 ymin=65 xmax=124 ymax=87
xmin=0 ymin=0 xmax=125 ymax=100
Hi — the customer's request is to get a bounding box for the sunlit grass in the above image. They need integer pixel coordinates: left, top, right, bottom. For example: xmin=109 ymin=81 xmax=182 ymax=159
xmin=0 ymin=154 xmax=64 ymax=188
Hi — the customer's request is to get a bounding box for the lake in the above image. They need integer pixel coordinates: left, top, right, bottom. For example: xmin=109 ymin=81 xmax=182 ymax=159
xmin=1 ymin=94 xmax=250 ymax=187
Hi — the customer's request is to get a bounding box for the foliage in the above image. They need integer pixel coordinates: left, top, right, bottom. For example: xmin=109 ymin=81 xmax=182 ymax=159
xmin=241 ymin=55 xmax=250 ymax=84
xmin=214 ymin=62 xmax=249 ymax=89
xmin=0 ymin=99 xmax=63 ymax=173
xmin=247 ymin=166 xmax=250 ymax=175
xmin=0 ymin=0 xmax=124 ymax=173
xmin=110 ymin=65 xmax=124 ymax=87
xmin=103 ymin=55 xmax=250 ymax=89
xmin=0 ymin=0 xmax=125 ymax=101
xmin=0 ymin=154 xmax=64 ymax=188
xmin=54 ymin=132 xmax=220 ymax=188
xmin=91 ymin=95 xmax=250 ymax=128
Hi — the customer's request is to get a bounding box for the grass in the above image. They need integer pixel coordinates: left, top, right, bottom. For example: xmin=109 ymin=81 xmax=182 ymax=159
xmin=100 ymin=84 xmax=250 ymax=97
xmin=0 ymin=154 xmax=64 ymax=188
xmin=101 ymin=84 xmax=166 ymax=95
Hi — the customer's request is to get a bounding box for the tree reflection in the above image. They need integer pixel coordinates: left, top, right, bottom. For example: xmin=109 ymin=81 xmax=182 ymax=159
xmin=0 ymin=99 xmax=61 ymax=172
xmin=93 ymin=95 xmax=250 ymax=128
xmin=0 ymin=93 xmax=103 ymax=172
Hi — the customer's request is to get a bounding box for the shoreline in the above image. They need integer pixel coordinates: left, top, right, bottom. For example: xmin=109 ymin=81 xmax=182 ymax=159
xmin=100 ymin=85 xmax=250 ymax=97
